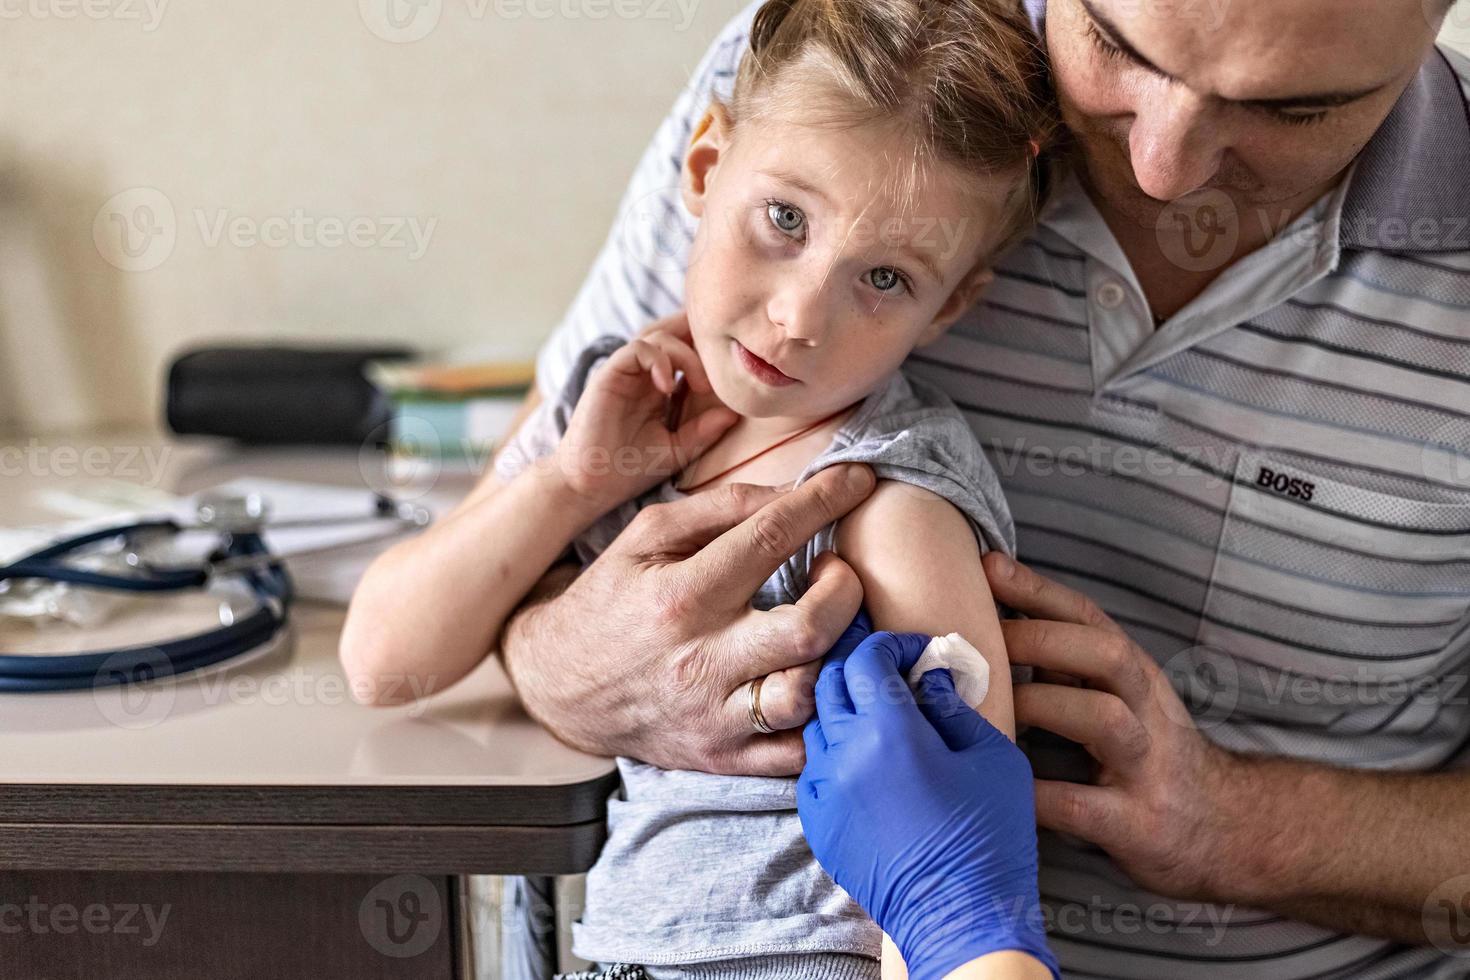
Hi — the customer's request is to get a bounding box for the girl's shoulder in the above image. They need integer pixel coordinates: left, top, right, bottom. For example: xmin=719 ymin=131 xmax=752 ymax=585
xmin=806 ymin=369 xmax=1018 ymax=557
xmin=825 ymin=369 xmax=981 ymax=463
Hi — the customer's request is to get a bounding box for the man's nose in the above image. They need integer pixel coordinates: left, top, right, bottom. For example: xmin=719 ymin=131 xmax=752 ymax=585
xmin=1127 ymin=87 xmax=1226 ymax=202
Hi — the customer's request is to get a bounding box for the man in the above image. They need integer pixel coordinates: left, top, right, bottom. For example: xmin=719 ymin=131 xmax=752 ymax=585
xmin=493 ymin=0 xmax=1470 ymax=975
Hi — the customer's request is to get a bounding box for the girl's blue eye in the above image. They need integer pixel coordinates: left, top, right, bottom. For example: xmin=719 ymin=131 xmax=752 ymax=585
xmin=869 ymin=267 xmax=901 ymax=292
xmin=866 ymin=267 xmax=910 ymax=295
xmin=766 ymin=200 xmax=805 ymax=237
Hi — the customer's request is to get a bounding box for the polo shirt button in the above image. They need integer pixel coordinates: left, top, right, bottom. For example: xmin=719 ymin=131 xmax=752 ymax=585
xmin=1095 ymin=281 xmax=1127 ymax=310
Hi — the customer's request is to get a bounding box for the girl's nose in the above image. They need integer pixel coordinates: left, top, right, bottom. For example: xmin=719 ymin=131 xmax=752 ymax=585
xmin=766 ymin=271 xmax=833 ymax=346
xmin=1127 ymin=85 xmax=1228 ymax=202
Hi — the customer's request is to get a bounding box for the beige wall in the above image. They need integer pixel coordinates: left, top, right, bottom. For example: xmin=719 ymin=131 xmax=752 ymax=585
xmin=0 ymin=0 xmax=746 ymax=433
xmin=2 ymin=2 xmax=1467 ymax=434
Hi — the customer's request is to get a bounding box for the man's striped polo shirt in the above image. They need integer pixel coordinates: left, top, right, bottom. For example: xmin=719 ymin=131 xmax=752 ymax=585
xmin=532 ymin=2 xmax=1470 ymax=976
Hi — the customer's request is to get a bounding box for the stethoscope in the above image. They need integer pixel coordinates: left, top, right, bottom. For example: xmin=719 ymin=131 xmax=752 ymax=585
xmin=0 ymin=492 xmax=430 ymax=693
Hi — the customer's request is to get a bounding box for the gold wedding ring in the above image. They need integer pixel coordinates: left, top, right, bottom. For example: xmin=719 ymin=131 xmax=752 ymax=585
xmin=747 ymin=676 xmax=776 ymax=735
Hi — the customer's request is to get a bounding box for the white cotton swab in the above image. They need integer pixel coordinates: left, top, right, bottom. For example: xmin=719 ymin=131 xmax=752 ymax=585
xmin=905 ymin=632 xmax=990 ymax=710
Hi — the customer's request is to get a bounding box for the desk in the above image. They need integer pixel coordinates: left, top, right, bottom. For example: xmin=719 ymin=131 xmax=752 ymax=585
xmin=0 ymin=430 xmax=618 ymax=979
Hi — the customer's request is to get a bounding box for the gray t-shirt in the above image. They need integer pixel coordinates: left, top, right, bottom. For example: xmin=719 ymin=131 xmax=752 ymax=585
xmin=494 ymin=333 xmax=1016 ymax=974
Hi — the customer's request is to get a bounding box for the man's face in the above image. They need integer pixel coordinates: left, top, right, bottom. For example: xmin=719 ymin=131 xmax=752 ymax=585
xmin=1047 ymin=0 xmax=1442 ymax=227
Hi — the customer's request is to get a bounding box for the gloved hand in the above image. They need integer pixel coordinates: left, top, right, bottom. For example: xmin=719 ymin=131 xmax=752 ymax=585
xmin=798 ymin=611 xmax=1058 ymax=980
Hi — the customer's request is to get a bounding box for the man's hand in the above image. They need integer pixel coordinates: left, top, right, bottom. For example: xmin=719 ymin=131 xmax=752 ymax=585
xmin=500 ymin=463 xmax=877 ymax=776
xmin=981 ymin=552 xmax=1257 ymax=904
xmin=983 ymin=552 xmax=1470 ymax=948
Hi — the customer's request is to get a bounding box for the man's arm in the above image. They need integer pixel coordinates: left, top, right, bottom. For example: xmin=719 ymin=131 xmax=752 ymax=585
xmin=492 ymin=463 xmax=877 ymax=775
xmin=985 ymin=553 xmax=1470 ymax=947
xmin=1221 ymin=757 xmax=1469 ymax=943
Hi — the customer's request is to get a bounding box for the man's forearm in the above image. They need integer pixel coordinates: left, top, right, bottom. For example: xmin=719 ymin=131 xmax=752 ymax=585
xmin=498 ymin=561 xmax=620 ymax=757
xmin=1217 ymin=751 xmax=1468 ymax=944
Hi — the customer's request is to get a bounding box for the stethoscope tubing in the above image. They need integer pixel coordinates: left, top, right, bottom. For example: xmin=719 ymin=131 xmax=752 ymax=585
xmin=0 ymin=520 xmax=205 ymax=592
xmin=0 ymin=527 xmax=292 ymax=693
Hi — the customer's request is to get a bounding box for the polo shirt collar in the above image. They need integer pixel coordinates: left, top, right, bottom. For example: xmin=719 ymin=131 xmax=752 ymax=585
xmin=1339 ymin=47 xmax=1470 ymax=253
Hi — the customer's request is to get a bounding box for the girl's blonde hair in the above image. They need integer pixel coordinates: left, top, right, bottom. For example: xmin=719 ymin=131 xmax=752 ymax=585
xmin=722 ymin=0 xmax=1061 ymax=261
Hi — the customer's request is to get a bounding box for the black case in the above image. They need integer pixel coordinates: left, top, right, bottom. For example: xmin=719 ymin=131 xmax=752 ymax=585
xmin=165 ymin=345 xmax=414 ymax=446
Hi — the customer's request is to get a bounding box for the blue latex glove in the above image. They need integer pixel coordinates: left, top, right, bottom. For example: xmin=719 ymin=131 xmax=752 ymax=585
xmin=798 ymin=610 xmax=1058 ymax=980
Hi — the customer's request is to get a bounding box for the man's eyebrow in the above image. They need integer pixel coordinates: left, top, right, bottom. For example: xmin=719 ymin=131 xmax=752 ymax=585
xmin=1080 ymin=0 xmax=1389 ymax=110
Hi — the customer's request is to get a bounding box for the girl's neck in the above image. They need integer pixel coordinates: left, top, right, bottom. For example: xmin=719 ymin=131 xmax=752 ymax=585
xmin=728 ymin=410 xmax=847 ymax=443
xmin=673 ymin=390 xmax=864 ymax=493
xmin=681 ymin=385 xmax=863 ymax=443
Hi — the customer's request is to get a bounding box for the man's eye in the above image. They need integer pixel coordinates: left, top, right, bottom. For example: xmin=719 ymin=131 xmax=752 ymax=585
xmin=1085 ymin=19 xmax=1166 ymax=79
xmin=765 ymin=199 xmax=805 ymax=238
xmin=1085 ymin=19 xmax=1127 ymax=62
xmin=1271 ymin=109 xmax=1330 ymax=127
xmin=865 ymin=267 xmax=910 ymax=295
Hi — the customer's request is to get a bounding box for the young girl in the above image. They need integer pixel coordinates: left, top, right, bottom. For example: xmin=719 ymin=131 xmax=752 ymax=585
xmin=342 ymin=0 xmax=1058 ymax=976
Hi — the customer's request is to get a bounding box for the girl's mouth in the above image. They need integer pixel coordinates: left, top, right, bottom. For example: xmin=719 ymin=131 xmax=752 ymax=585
xmin=733 ymin=339 xmax=798 ymax=387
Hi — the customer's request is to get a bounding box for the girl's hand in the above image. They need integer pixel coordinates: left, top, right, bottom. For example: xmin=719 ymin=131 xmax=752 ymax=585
xmin=555 ymin=311 xmax=739 ymax=513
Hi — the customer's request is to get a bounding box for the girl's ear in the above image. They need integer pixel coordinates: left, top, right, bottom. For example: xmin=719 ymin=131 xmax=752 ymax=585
xmin=680 ymin=102 xmax=733 ymax=218
xmin=916 ymin=267 xmax=994 ymax=347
